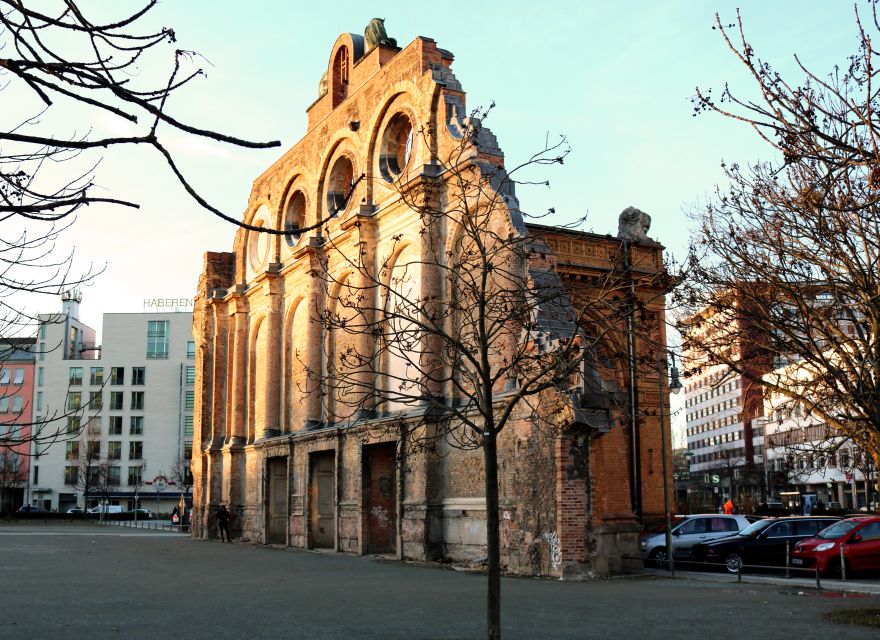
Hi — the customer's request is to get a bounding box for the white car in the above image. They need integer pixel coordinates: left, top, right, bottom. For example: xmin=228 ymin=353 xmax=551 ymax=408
xmin=87 ymin=505 xmax=124 ymax=514
xmin=641 ymin=514 xmax=756 ymax=567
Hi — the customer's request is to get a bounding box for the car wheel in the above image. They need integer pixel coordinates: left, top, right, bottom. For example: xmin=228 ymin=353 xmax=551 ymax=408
xmin=725 ymin=553 xmax=744 ymax=574
xmin=649 ymin=547 xmax=669 ymax=569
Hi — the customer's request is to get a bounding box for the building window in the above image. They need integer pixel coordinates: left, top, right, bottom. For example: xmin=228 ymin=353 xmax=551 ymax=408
xmin=65 ymin=441 xmax=79 ymax=460
xmin=185 ymin=366 xmax=195 ymax=385
xmin=33 ymin=465 xmax=38 ymax=485
xmin=184 ymin=415 xmax=194 ymax=436
xmin=107 ymin=441 xmax=122 ymax=460
xmin=187 ymin=341 xmax=195 ymax=358
xmin=185 ymin=390 xmax=194 ymax=411
xmin=87 ymin=467 xmax=100 ymax=485
xmin=87 ymin=440 xmax=100 ymax=458
xmin=67 ymin=416 xmax=80 ymax=434
xmin=147 ymin=320 xmax=170 ymax=359
xmin=12 ymin=396 xmax=22 ymax=414
xmin=67 ymin=392 xmax=82 ymax=411
xmin=0 ymin=397 xmax=8 ymax=413
xmin=109 ymin=416 xmax=122 ymax=435
xmin=88 ymin=392 xmax=103 ymax=410
xmin=184 ymin=441 xmax=193 ymax=460
xmin=38 ymin=367 xmax=43 ymax=386
xmin=129 ymin=441 xmax=143 ymax=460
xmin=110 ymin=367 xmax=124 ymax=385
xmin=90 ymin=367 xmax=104 ymax=386
xmin=64 ymin=466 xmax=78 ymax=485
xmin=131 ymin=391 xmax=144 ymax=411
xmin=130 ymin=416 xmax=144 ymax=435
xmin=86 ymin=417 xmax=100 ymax=434
xmin=0 ymin=370 xmax=9 ymax=385
xmin=107 ymin=466 xmax=121 ymax=485
xmin=36 ymin=391 xmax=43 ymax=411
xmin=13 ymin=368 xmax=24 ymax=385
xmin=40 ymin=323 xmax=46 ymax=339
xmin=128 ymin=465 xmax=142 ymax=486
xmin=132 ymin=367 xmax=145 ymax=386
xmin=39 ymin=343 xmax=45 ymax=361
xmin=69 ymin=367 xmax=83 ymax=386
xmin=109 ymin=392 xmax=123 ymax=411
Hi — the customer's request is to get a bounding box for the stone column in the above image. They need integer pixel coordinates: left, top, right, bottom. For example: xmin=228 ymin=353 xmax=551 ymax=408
xmin=211 ymin=302 xmax=228 ymax=445
xmin=263 ymin=276 xmax=282 ymax=437
xmin=228 ymin=298 xmax=248 ymax=443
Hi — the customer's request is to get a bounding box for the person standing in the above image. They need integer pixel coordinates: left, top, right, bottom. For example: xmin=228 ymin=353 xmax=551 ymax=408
xmin=723 ymin=498 xmax=734 ymax=515
xmin=217 ymin=504 xmax=232 ymax=542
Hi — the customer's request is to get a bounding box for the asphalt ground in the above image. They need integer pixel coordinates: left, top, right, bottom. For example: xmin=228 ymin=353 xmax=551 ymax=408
xmin=1 ymin=522 xmax=878 ymax=640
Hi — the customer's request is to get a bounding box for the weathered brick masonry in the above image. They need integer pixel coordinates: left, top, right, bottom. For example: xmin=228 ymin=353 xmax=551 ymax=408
xmin=191 ymin=25 xmax=670 ymax=578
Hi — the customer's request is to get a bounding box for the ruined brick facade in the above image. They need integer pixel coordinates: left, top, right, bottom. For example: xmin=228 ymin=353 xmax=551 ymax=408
xmin=191 ymin=28 xmax=670 ymax=578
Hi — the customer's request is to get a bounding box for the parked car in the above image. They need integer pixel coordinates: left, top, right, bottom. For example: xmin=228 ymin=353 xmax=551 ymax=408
xmin=65 ymin=507 xmax=85 ymax=514
xmin=87 ymin=505 xmax=124 ymax=515
xmin=641 ymin=514 xmax=756 ymax=567
xmin=127 ymin=508 xmax=154 ymax=519
xmin=791 ymin=516 xmax=880 ymax=576
xmin=17 ymin=505 xmax=44 ymax=513
xmin=691 ymin=516 xmax=842 ymax=573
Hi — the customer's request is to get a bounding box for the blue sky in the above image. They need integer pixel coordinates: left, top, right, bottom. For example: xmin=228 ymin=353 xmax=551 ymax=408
xmin=26 ymin=0 xmax=856 ymax=347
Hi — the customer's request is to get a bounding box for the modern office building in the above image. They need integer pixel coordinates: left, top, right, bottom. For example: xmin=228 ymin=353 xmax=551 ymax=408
xmin=0 ymin=338 xmax=36 ymax=511
xmin=27 ymin=292 xmax=194 ymax=513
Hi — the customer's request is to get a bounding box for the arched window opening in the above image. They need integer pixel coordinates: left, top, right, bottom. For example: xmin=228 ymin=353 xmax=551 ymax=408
xmin=326 ymin=157 xmax=354 ymax=216
xmin=380 ymin=113 xmax=414 ymax=182
xmin=285 ymin=191 xmax=306 ymax=247
xmin=332 ymin=46 xmax=349 ymax=108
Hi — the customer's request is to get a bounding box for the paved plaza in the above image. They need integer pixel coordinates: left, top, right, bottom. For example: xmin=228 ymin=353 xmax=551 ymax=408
xmin=0 ymin=522 xmax=877 ymax=639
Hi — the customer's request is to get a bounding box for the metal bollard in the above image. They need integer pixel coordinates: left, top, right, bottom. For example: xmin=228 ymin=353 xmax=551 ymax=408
xmin=840 ymin=544 xmax=846 ymax=582
xmin=785 ymin=541 xmax=791 ymax=579
xmin=815 ymin=566 xmax=821 ymax=590
xmin=737 ymin=563 xmax=742 ymax=583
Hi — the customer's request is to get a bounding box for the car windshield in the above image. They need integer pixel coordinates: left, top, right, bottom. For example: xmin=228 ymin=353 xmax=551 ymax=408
xmin=817 ymin=520 xmax=858 ymax=540
xmin=738 ymin=520 xmax=773 ymax=536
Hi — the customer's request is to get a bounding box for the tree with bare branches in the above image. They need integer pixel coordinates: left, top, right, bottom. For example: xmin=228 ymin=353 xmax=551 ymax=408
xmin=0 ymin=446 xmax=26 ymax=510
xmin=312 ymin=110 xmax=668 ymax=639
xmin=0 ymin=1 xmax=292 ymax=449
xmin=678 ymin=5 xmax=880 ymax=499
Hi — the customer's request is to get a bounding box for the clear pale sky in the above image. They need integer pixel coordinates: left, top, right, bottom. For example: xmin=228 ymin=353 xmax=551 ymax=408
xmin=23 ymin=0 xmax=856 ymax=348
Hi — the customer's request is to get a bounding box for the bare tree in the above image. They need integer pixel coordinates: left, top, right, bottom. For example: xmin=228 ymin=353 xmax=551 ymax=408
xmin=0 ymin=1 xmax=299 ymax=450
xmin=312 ymin=110 xmax=666 ymax=639
xmin=72 ymin=427 xmax=101 ymax=511
xmin=170 ymin=454 xmax=192 ymax=498
xmin=678 ymin=6 xmax=880 ymax=495
xmin=0 ymin=446 xmax=26 ymax=510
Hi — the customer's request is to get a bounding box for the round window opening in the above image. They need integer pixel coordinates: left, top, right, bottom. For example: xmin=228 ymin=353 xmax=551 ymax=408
xmin=284 ymin=191 xmax=306 ymax=247
xmin=380 ymin=113 xmax=414 ymax=182
xmin=248 ymin=216 xmax=270 ymax=272
xmin=326 ymin=156 xmax=354 ymax=216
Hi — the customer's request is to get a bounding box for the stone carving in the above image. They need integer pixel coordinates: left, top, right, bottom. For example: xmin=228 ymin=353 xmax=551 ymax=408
xmin=617 ymin=206 xmax=652 ymax=242
xmin=365 ymin=18 xmax=396 ymax=51
xmin=318 ymin=71 xmax=328 ymax=97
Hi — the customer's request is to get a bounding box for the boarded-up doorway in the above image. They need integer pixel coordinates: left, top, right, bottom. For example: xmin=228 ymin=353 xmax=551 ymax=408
xmin=309 ymin=451 xmax=335 ymax=548
xmin=363 ymin=443 xmax=397 ymax=554
xmin=266 ymin=457 xmax=288 ymax=545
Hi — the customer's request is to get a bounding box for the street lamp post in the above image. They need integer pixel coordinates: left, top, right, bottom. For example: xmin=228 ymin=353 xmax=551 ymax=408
xmin=659 ymin=351 xmax=683 ymax=577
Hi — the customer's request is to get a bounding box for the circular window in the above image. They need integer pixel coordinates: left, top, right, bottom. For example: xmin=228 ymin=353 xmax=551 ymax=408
xmin=326 ymin=156 xmax=354 ymax=216
xmin=284 ymin=191 xmax=306 ymax=247
xmin=380 ymin=113 xmax=414 ymax=182
xmin=248 ymin=213 xmax=270 ymax=272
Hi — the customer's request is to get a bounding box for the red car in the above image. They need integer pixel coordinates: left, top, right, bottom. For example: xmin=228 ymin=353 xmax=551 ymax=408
xmin=791 ymin=516 xmax=880 ymax=576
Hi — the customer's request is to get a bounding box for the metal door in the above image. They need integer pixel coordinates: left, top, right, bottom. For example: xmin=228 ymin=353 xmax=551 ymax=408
xmin=309 ymin=452 xmax=335 ymax=548
xmin=266 ymin=457 xmax=288 ymax=545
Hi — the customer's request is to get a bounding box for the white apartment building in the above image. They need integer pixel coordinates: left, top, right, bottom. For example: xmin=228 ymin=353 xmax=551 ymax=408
xmin=27 ymin=293 xmax=194 ymax=513
xmin=760 ymin=379 xmax=877 ymax=514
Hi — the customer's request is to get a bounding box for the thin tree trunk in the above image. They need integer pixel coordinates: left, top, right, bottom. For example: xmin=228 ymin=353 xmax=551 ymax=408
xmin=484 ymin=434 xmax=501 ymax=640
